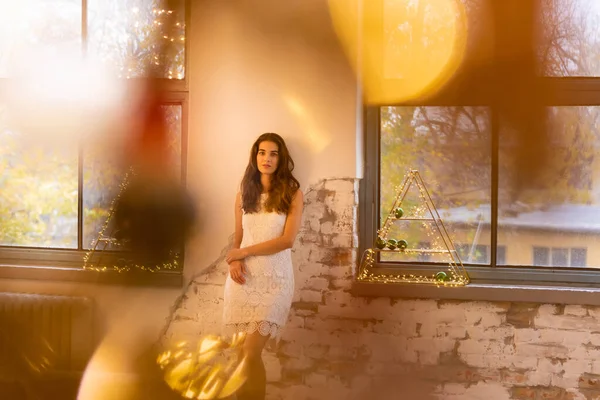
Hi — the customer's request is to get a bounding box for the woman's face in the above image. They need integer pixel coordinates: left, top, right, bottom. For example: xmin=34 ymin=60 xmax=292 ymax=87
xmin=256 ymin=140 xmax=279 ymax=175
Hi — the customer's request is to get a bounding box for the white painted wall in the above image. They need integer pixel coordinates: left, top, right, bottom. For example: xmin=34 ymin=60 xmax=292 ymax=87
xmin=184 ymin=0 xmax=359 ymax=277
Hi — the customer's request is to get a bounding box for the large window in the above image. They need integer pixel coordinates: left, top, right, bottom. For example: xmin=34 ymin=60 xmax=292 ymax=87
xmin=363 ymin=0 xmax=600 ymax=286
xmin=0 ymin=0 xmax=188 ymax=275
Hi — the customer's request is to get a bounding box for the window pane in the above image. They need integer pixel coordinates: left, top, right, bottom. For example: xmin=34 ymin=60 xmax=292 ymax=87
xmin=416 ymin=241 xmax=431 ymax=262
xmin=551 ymin=248 xmax=569 ymax=267
xmin=499 ymin=107 xmax=600 ymax=268
xmin=456 ymin=244 xmax=488 ymax=264
xmin=0 ymin=105 xmax=78 ymax=248
xmin=379 ymin=106 xmax=491 ymax=265
xmin=82 ymin=104 xmax=182 ymax=249
xmin=571 ymin=248 xmax=587 ymax=267
xmin=0 ymin=0 xmax=82 ymax=77
xmin=87 ymin=0 xmax=186 ymax=79
xmin=496 ymin=245 xmax=506 ymax=265
xmin=541 ymin=0 xmax=600 ymax=76
xmin=456 ymin=244 xmax=469 ymax=262
xmin=533 ymin=247 xmax=550 ymax=266
xmin=474 ymin=244 xmax=488 ymax=263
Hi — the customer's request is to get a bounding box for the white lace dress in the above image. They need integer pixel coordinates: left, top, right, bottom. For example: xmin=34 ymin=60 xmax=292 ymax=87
xmin=222 ymin=194 xmax=295 ymax=340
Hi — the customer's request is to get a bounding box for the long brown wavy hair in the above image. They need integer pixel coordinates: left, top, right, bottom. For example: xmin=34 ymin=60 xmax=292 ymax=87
xmin=241 ymin=133 xmax=300 ymax=214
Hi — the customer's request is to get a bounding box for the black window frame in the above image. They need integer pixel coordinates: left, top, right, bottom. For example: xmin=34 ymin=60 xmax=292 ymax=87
xmin=358 ymin=3 xmax=600 ymax=294
xmin=0 ymin=0 xmax=191 ymax=287
xmin=361 ymin=84 xmax=600 ymax=289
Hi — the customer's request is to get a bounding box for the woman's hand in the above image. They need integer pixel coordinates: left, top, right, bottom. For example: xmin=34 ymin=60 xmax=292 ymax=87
xmin=226 ymin=248 xmax=248 ymax=264
xmin=229 ymin=260 xmax=246 ymax=284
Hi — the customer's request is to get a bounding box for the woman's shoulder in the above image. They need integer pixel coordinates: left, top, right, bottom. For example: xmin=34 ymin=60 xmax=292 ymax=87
xmin=292 ymin=188 xmax=303 ymax=201
xmin=286 ymin=188 xmax=303 ymax=215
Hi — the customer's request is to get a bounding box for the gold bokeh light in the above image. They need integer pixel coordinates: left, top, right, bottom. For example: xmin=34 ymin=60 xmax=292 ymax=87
xmin=328 ymin=0 xmax=467 ymax=104
xmin=157 ymin=333 xmax=248 ymax=399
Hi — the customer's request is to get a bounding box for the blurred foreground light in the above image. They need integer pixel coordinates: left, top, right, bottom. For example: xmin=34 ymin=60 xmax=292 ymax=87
xmin=327 ymin=0 xmax=467 ymax=104
xmin=156 ymin=333 xmax=248 ymax=399
xmin=78 ymin=333 xmax=250 ymax=400
xmin=4 ymin=48 xmax=127 ymax=147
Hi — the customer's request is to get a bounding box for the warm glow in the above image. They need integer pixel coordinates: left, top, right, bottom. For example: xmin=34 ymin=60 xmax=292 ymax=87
xmin=5 ymin=49 xmax=126 ymax=147
xmin=149 ymin=333 xmax=249 ymax=399
xmin=14 ymin=55 xmax=119 ymax=106
xmin=77 ymin=336 xmax=139 ymax=400
xmin=327 ymin=0 xmax=467 ymax=104
xmin=283 ymin=95 xmax=331 ymax=153
xmin=0 ymin=2 xmax=27 ymax=34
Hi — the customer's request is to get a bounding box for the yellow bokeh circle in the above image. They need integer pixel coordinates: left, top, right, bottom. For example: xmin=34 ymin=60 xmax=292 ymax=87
xmin=328 ymin=0 xmax=467 ymax=104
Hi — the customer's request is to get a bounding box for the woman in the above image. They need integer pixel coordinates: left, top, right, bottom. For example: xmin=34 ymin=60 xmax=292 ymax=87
xmin=224 ymin=132 xmax=303 ymax=400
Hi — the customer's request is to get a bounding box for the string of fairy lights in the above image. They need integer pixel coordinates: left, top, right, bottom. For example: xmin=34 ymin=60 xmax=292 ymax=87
xmin=82 ymin=168 xmax=181 ymax=273
xmin=117 ymin=4 xmax=185 ymax=80
xmin=84 ymin=2 xmax=184 ymax=273
xmin=358 ymin=169 xmax=470 ymax=287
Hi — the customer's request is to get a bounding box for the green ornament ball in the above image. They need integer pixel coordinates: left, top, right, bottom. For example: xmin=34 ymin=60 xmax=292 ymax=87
xmin=375 ymin=237 xmax=387 ymax=249
xmin=394 ymin=207 xmax=404 ymax=219
xmin=435 ymin=271 xmax=449 ymax=282
xmin=387 ymin=239 xmax=398 ymax=250
xmin=397 ymin=239 xmax=408 ymax=250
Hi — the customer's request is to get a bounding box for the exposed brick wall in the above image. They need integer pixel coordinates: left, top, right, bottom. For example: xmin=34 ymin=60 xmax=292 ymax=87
xmin=162 ymin=178 xmax=600 ymax=400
